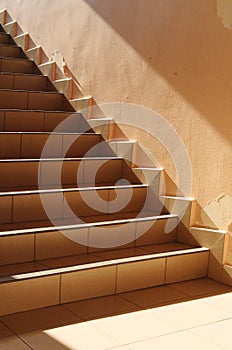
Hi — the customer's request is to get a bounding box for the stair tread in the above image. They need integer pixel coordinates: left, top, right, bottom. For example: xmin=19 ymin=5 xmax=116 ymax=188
xmin=0 ymin=212 xmax=177 ymax=235
xmin=0 ymin=244 xmax=206 ymax=282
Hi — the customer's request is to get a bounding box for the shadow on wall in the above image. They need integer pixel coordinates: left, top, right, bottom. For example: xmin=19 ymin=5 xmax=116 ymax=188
xmin=84 ymin=0 xmax=232 ymax=143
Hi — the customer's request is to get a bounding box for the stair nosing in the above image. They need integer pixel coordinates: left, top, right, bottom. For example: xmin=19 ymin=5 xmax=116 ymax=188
xmin=0 ymin=213 xmax=178 ymax=236
xmin=0 ymin=246 xmax=209 ymax=284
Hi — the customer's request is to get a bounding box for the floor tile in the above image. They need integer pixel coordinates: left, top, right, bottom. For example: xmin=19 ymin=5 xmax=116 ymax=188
xmin=154 ymin=298 xmax=231 ymax=330
xmin=128 ymin=329 xmax=222 ymax=350
xmin=20 ymin=322 xmax=119 ymax=350
xmin=169 ymin=278 xmax=232 ymax=297
xmin=203 ymin=292 xmax=232 ymax=314
xmin=63 ymin=295 xmax=141 ymax=320
xmin=120 ymin=285 xmax=188 ymax=307
xmin=0 ymin=321 xmax=13 ymax=338
xmin=1 ymin=305 xmax=81 ymax=334
xmin=91 ymin=308 xmax=176 ymax=344
xmin=0 ymin=335 xmax=31 ymax=349
xmin=190 ymin=318 xmax=232 ymax=350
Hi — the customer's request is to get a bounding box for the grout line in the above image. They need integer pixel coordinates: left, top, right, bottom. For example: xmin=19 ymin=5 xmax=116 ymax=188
xmin=0 ymin=319 xmax=34 ymax=350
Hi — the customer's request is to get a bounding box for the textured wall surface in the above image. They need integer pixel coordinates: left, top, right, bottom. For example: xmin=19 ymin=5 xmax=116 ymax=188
xmin=0 ymin=0 xmax=231 ymax=236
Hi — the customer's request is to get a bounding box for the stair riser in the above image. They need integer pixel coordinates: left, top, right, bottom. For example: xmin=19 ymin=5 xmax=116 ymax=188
xmin=0 ymin=45 xmax=24 ymax=58
xmin=0 ymin=58 xmax=40 ymax=74
xmin=0 ymin=217 xmax=177 ymax=264
xmin=0 ymin=74 xmax=55 ymax=91
xmin=0 ymin=133 xmax=112 ymax=158
xmin=0 ymin=33 xmax=11 ymax=44
xmin=0 ymin=110 xmax=92 ymax=132
xmin=0 ymin=159 xmax=140 ymax=190
xmin=0 ymin=250 xmax=209 ymax=316
xmin=0 ymin=90 xmax=71 ymax=110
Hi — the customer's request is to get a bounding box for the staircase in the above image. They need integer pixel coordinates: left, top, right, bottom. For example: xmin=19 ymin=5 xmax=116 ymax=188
xmin=0 ymin=22 xmax=211 ymax=316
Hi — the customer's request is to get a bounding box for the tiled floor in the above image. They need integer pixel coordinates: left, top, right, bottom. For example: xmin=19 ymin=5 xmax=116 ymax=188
xmin=0 ymin=278 xmax=231 ymax=349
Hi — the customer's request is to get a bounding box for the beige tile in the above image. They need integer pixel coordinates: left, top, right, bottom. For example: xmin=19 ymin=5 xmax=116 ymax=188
xmin=207 ymin=254 xmax=223 ymax=282
xmin=116 ymin=258 xmax=165 ymax=293
xmin=63 ymin=189 xmax=108 ymax=218
xmin=62 ymin=160 xmax=84 ymax=187
xmin=0 ymin=196 xmax=12 ymax=224
xmin=61 ymin=265 xmax=116 ymax=303
xmin=0 ymin=275 xmax=60 ymax=316
xmin=28 ymin=92 xmax=63 ymax=110
xmin=0 ymin=161 xmax=39 ymax=189
xmin=64 ymin=295 xmax=140 ymax=320
xmin=165 ymin=251 xmax=209 ymax=283
xmin=129 ymin=329 xmax=222 ymax=350
xmin=0 ymin=234 xmax=34 ymax=265
xmin=135 ymin=218 xmax=177 ymax=246
xmin=1 ymin=58 xmax=33 ymax=74
xmin=0 ymin=134 xmax=21 ymax=158
xmin=0 ymin=262 xmax=45 ymax=277
xmin=0 ymin=335 xmax=31 ymax=349
xmin=0 ymin=110 xmax=4 ymax=130
xmin=0 ymin=74 xmax=13 ymax=89
xmin=0 ymin=321 xmax=13 ymax=338
xmin=21 ymin=133 xmax=63 ymax=158
xmin=92 ymin=308 xmax=176 ymax=344
xmin=14 ymin=75 xmax=47 ymax=91
xmin=83 ymin=159 xmax=123 ymax=186
xmin=13 ymin=192 xmax=63 ymax=222
xmin=120 ymin=285 xmax=187 ymax=307
xmin=88 ymin=222 xmax=136 ymax=252
xmin=141 ymin=242 xmax=193 ymax=253
xmin=5 ymin=111 xmax=44 ymax=132
xmin=1 ymin=305 xmax=80 ymax=334
xmin=154 ymin=297 xmax=230 ymax=330
xmin=92 ymin=247 xmax=148 ymax=260
xmin=169 ymin=278 xmax=232 ymax=297
xmin=35 ymin=228 xmax=88 ymax=260
xmin=0 ymin=90 xmax=27 ymax=109
xmin=62 ymin=134 xmax=102 ymax=158
xmin=44 ymin=112 xmax=71 ymax=131
xmin=203 ymin=292 xmax=232 ymax=314
xmin=221 ymin=265 xmax=232 ymax=286
xmin=39 ymin=253 xmax=101 ymax=269
xmin=190 ymin=318 xmax=232 ymax=350
xmin=39 ymin=160 xmax=66 ymax=188
xmin=21 ymin=322 xmax=119 ymax=350
xmin=109 ymin=187 xmax=147 ymax=214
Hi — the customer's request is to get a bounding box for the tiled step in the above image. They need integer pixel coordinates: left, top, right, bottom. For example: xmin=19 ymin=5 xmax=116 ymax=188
xmin=0 ymin=184 xmax=165 ymax=225
xmin=0 ymin=57 xmax=41 ymax=74
xmin=0 ymin=32 xmax=13 ymax=44
xmin=0 ymin=157 xmax=140 ymax=191
xmin=0 ymin=72 xmax=56 ymax=91
xmin=0 ymin=245 xmax=209 ymax=315
xmin=0 ymin=89 xmax=73 ymax=110
xmin=0 ymin=132 xmax=114 ymax=158
xmin=0 ymin=213 xmax=178 ymax=264
xmin=0 ymin=44 xmax=26 ymax=58
xmin=0 ymin=110 xmax=93 ymax=132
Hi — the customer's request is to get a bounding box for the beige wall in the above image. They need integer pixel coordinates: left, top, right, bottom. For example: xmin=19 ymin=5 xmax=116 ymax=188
xmin=0 ymin=1 xmax=231 ymax=236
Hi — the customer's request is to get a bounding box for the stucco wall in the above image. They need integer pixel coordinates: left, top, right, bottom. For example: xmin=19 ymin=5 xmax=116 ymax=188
xmin=0 ymin=0 xmax=231 ymax=236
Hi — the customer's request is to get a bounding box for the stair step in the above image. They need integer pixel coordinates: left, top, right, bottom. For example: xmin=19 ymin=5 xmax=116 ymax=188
xmin=0 ymin=32 xmax=12 ymax=44
xmin=0 ymin=89 xmax=73 ymax=110
xmin=0 ymin=132 xmax=114 ymax=158
xmin=0 ymin=44 xmax=26 ymax=58
xmin=0 ymin=184 xmax=165 ymax=225
xmin=0 ymin=57 xmax=40 ymax=74
xmin=0 ymin=72 xmax=56 ymax=91
xmin=0 ymin=157 xmax=140 ymax=191
xmin=0 ymin=245 xmax=209 ymax=315
xmin=0 ymin=110 xmax=93 ymax=132
xmin=0 ymin=213 xmax=178 ymax=263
